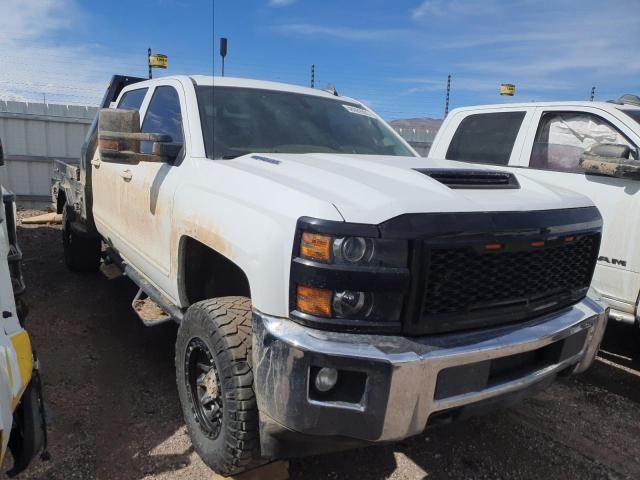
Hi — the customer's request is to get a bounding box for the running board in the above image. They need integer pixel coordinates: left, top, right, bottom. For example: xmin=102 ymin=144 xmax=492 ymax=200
xmin=132 ymin=289 xmax=173 ymax=326
xmin=124 ymin=265 xmax=184 ymax=325
xmin=104 ymin=248 xmax=184 ymax=325
xmin=609 ymin=309 xmax=636 ymax=325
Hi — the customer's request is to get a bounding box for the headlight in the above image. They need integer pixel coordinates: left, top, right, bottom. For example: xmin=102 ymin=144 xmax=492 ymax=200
xmin=292 ymin=221 xmax=410 ymax=331
xmin=296 ymin=286 xmax=404 ymax=322
xmin=334 ymin=237 xmax=373 ymax=263
xmin=300 ymin=233 xmax=407 ymax=267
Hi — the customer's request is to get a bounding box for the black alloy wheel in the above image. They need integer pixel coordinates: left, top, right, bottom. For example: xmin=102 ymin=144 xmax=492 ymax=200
xmin=185 ymin=337 xmax=223 ymax=439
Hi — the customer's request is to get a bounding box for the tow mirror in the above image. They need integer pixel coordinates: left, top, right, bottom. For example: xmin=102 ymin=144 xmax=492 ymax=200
xmin=97 ymin=108 xmax=182 ymax=164
xmin=580 ymin=143 xmax=640 ymax=180
xmin=0 ymin=138 xmax=4 ymax=166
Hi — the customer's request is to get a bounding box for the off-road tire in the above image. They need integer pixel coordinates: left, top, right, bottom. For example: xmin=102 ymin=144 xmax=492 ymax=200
xmin=175 ymin=296 xmax=260 ymax=476
xmin=62 ymin=206 xmax=101 ymax=272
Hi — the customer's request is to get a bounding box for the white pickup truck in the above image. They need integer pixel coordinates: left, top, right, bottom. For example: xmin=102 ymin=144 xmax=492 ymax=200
xmin=52 ymin=75 xmax=608 ymax=475
xmin=429 ymin=97 xmax=640 ymax=330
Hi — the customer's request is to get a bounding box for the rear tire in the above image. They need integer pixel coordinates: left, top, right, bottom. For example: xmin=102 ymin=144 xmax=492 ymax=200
xmin=175 ymin=296 xmax=260 ymax=476
xmin=62 ymin=206 xmax=101 ymax=272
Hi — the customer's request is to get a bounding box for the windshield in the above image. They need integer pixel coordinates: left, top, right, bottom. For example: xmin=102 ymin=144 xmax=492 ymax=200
xmin=197 ymin=86 xmax=414 ymax=159
xmin=620 ymin=109 xmax=640 ymax=126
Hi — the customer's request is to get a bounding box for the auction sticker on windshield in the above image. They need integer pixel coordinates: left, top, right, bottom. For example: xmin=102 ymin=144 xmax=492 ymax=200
xmin=343 ymin=104 xmax=376 ymax=118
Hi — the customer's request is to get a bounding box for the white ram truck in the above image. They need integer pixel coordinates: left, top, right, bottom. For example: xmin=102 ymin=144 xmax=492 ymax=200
xmin=52 ymin=75 xmax=608 ymax=475
xmin=429 ymin=97 xmax=640 ymax=330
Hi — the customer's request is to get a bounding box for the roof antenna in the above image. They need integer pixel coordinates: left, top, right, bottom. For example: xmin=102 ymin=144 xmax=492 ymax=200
xmin=220 ymin=37 xmax=228 ymax=77
xmin=324 ymin=83 xmax=338 ymax=96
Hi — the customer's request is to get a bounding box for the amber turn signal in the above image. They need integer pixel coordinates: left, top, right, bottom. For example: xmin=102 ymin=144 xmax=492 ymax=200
xmin=300 ymin=232 xmax=332 ymax=262
xmin=296 ymin=285 xmax=332 ymax=317
xmin=484 ymin=243 xmax=503 ymax=251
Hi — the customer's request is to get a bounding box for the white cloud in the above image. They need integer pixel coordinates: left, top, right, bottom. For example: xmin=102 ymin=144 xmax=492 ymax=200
xmin=412 ymin=0 xmax=495 ymax=19
xmin=269 ymin=0 xmax=297 ymax=7
xmin=274 ymin=23 xmax=409 ymax=42
xmin=0 ymin=0 xmax=77 ymax=42
xmin=0 ymin=0 xmax=142 ymax=105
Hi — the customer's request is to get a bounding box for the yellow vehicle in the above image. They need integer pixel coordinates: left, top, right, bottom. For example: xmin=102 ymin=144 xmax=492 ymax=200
xmin=0 ymin=138 xmax=48 ymax=476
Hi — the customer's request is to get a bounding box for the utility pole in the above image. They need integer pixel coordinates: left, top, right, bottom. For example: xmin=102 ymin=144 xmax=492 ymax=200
xmin=148 ymin=48 xmax=152 ymax=79
xmin=220 ymin=37 xmax=228 ymax=76
xmin=444 ymin=74 xmax=451 ymax=117
xmin=311 ymin=64 xmax=315 ymax=88
xmin=590 ymin=86 xmax=596 ymax=101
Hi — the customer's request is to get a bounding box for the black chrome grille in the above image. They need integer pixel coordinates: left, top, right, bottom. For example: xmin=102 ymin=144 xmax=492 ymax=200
xmin=419 ymin=234 xmax=600 ymax=333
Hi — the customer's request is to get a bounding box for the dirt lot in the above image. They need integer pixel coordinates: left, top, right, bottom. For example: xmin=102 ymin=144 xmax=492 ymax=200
xmin=3 ymin=210 xmax=640 ymax=480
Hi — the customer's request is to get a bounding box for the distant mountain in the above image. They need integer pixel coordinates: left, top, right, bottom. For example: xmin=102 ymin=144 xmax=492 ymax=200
xmin=388 ymin=117 xmax=443 ymax=130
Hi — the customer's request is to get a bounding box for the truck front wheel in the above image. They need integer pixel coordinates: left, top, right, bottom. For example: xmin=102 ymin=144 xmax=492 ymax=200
xmin=175 ymin=297 xmax=260 ymax=476
xmin=62 ymin=206 xmax=101 ymax=272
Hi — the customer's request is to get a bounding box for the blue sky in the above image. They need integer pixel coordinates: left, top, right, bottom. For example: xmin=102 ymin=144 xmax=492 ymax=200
xmin=0 ymin=0 xmax=638 ymax=120
xmin=214 ymin=0 xmax=640 ymax=119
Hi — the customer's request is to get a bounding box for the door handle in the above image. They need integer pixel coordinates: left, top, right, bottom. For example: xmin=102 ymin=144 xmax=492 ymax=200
xmin=120 ymin=169 xmax=133 ymax=181
xmin=90 ymin=158 xmax=101 ymax=168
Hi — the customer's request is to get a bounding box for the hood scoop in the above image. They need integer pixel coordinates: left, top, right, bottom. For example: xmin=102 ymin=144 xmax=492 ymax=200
xmin=415 ymin=168 xmax=520 ymax=189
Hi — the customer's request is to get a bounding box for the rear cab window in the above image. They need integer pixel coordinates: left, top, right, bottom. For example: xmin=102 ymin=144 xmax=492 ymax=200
xmin=117 ymin=88 xmax=148 ymax=110
xmin=446 ymin=112 xmax=526 ymax=165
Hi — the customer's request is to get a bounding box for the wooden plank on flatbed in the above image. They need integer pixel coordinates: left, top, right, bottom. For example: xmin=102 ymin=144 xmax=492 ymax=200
xmin=21 ymin=212 xmax=63 ymax=224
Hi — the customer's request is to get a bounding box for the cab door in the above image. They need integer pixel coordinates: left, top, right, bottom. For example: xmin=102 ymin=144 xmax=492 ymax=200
xmin=115 ymin=81 xmax=188 ymax=300
xmin=91 ymin=87 xmax=148 ymax=247
xmin=516 ymin=106 xmax=640 ymax=316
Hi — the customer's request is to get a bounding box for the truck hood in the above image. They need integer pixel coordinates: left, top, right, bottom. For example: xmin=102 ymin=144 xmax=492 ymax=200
xmin=227 ymin=153 xmax=594 ymax=224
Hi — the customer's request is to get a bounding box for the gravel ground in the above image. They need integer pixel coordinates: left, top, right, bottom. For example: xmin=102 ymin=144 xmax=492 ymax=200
xmin=2 ymin=209 xmax=640 ymax=480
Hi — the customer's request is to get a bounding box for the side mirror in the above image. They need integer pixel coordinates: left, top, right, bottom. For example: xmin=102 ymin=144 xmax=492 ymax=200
xmin=0 ymin=138 xmax=4 ymax=166
xmin=98 ymin=108 xmax=181 ymax=164
xmin=580 ymin=143 xmax=640 ymax=179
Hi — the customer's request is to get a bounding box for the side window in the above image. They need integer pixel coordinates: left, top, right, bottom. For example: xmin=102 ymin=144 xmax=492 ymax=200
xmin=446 ymin=112 xmax=525 ymax=165
xmin=141 ymin=86 xmax=184 ymax=154
xmin=530 ymin=112 xmax=637 ymax=172
xmin=117 ymin=88 xmax=148 ymax=110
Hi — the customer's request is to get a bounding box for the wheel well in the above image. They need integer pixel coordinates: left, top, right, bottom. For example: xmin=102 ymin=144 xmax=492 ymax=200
xmin=56 ymin=190 xmax=67 ymax=214
xmin=179 ymin=236 xmax=251 ymax=306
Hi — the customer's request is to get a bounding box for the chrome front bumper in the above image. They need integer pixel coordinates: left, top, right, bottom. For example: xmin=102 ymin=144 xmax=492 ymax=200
xmin=252 ymin=293 xmax=607 ymax=444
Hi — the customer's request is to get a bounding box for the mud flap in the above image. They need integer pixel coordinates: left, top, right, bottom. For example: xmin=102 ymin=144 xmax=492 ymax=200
xmin=6 ymin=370 xmax=49 ymax=477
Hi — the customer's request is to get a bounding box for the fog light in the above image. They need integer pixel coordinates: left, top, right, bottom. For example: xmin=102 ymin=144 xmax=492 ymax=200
xmin=314 ymin=367 xmax=338 ymax=392
xmin=333 ymin=290 xmax=373 ymax=318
